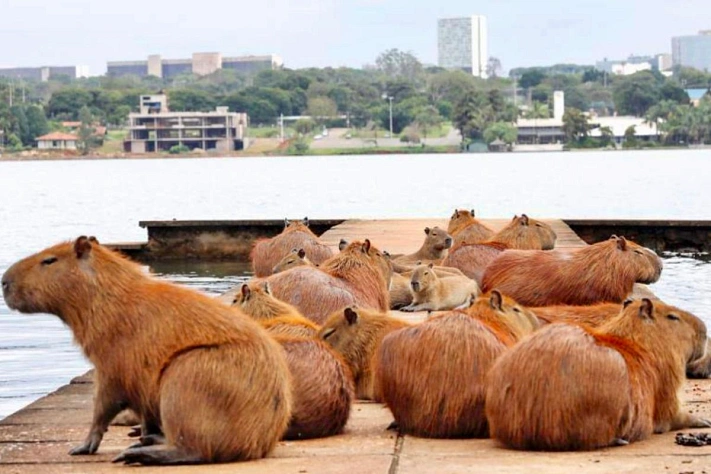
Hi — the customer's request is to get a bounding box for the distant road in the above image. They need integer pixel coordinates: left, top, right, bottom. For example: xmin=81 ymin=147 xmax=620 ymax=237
xmin=309 ymin=128 xmax=462 ymax=149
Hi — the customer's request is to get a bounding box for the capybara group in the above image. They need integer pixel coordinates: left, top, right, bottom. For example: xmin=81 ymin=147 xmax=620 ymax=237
xmin=402 ymin=263 xmax=480 ymax=312
xmin=1 ymin=237 xmax=292 ymax=465
xmin=482 ymin=236 xmax=663 ymax=306
xmin=486 ymin=299 xmax=710 ymax=451
xmin=392 ymin=227 xmax=453 ymax=265
xmin=251 ymin=218 xmax=332 ymax=277
xmin=377 ymin=291 xmax=540 ymax=438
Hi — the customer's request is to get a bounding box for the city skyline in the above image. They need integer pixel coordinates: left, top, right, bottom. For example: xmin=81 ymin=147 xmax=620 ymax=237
xmin=1 ymin=0 xmax=710 ymax=75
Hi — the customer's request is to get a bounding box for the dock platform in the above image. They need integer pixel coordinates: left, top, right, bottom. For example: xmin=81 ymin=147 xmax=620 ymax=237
xmin=1 ymin=218 xmax=709 ymax=473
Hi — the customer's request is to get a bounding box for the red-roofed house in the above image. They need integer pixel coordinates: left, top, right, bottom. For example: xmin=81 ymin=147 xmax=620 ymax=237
xmin=36 ymin=132 xmax=79 ymax=150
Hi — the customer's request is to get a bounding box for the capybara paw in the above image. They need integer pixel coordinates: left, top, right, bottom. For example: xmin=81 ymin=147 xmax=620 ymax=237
xmin=69 ymin=440 xmax=98 ymax=455
xmin=612 ymin=438 xmax=629 ymax=446
xmin=400 ymin=306 xmax=415 ymax=313
xmin=386 ymin=421 xmax=399 ymax=431
xmin=691 ymin=417 xmax=711 ymax=428
xmin=127 ymin=425 xmax=142 ymax=438
xmin=112 ymin=447 xmax=148 ymax=465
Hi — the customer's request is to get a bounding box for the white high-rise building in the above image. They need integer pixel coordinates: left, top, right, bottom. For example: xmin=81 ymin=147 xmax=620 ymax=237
xmin=438 ymin=16 xmax=488 ymax=78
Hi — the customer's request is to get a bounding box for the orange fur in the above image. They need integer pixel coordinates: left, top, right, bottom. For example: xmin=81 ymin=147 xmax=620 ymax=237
xmin=447 ymin=209 xmax=495 ymax=246
xmin=487 ymin=214 xmax=557 ymax=250
xmin=251 ymin=220 xmax=332 ymax=277
xmin=441 ymin=242 xmax=507 ymax=286
xmin=393 ymin=226 xmax=453 ymax=265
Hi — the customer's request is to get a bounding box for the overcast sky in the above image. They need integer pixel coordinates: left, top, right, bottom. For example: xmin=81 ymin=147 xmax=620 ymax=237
xmin=1 ymin=0 xmax=709 ymax=75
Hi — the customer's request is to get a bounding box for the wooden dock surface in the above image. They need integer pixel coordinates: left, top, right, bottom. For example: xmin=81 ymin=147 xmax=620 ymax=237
xmin=0 ymin=219 xmax=706 ymax=473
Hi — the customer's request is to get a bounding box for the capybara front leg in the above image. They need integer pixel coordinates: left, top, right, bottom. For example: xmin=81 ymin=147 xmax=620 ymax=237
xmin=113 ymin=446 xmax=204 ymax=465
xmin=670 ymin=411 xmax=711 ymax=431
xmin=70 ymin=385 xmax=126 ymax=455
xmin=401 ymin=303 xmax=434 ymax=313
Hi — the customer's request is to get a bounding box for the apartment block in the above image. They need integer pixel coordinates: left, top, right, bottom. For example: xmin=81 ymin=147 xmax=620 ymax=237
xmin=672 ymin=31 xmax=711 ymax=71
xmin=438 ymin=16 xmax=488 ymax=78
xmin=0 ymin=65 xmax=89 ymax=82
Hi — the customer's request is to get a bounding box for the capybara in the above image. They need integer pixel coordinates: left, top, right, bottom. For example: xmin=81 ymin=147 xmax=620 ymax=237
xmin=261 ymin=240 xmax=392 ymax=325
xmin=440 ymin=242 xmax=508 ymax=286
xmin=389 ymin=265 xmax=466 ymax=310
xmin=273 ymin=336 xmax=354 ymax=440
xmin=490 ymin=214 xmax=557 ymax=250
xmin=377 ymin=291 xmax=540 ymax=438
xmin=392 ymin=227 xmax=453 ymax=265
xmin=486 ymin=299 xmax=710 ymax=451
xmin=448 ymin=209 xmax=495 ymax=246
xmin=402 ymin=263 xmax=481 ymax=312
xmin=319 ymin=307 xmax=411 ymax=400
xmin=262 ymin=316 xmax=320 ymax=338
xmin=272 ymin=248 xmax=314 ymax=274
xmin=251 ymin=218 xmax=333 ymax=277
xmin=481 ymin=236 xmax=663 ymax=307
xmin=1 ymin=237 xmax=291 ymax=465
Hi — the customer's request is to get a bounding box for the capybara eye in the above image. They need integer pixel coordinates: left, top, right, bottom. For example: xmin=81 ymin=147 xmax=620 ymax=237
xmin=634 ymin=250 xmax=643 ymax=255
xmin=322 ymin=328 xmax=336 ymax=340
xmin=513 ymin=307 xmax=522 ymax=313
xmin=667 ymin=314 xmax=680 ymax=321
xmin=41 ymin=257 xmax=58 ymax=266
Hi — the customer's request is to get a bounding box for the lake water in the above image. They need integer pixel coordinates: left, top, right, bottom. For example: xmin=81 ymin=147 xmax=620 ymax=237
xmin=1 ymin=149 xmax=710 ymax=419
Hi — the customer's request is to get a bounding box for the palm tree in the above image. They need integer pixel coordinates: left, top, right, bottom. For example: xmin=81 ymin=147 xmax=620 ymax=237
xmin=525 ymin=101 xmax=549 ymax=119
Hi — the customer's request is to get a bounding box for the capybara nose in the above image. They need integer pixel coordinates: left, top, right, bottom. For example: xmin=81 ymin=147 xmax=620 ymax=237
xmin=445 ymin=238 xmax=453 ymax=247
xmin=411 ymin=282 xmax=420 ymax=292
xmin=1 ymin=279 xmax=9 ymax=294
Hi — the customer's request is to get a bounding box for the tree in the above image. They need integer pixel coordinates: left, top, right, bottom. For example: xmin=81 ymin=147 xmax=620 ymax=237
xmin=561 ymin=108 xmax=589 ymax=142
xmin=525 ymin=101 xmax=549 ymax=119
xmin=400 ymin=126 xmax=421 ymax=145
xmin=623 ymin=125 xmax=639 ymax=148
xmin=612 ymin=71 xmax=662 ymax=116
xmin=47 ymin=88 xmax=93 ymax=119
xmin=483 ymin=122 xmax=517 ymax=144
xmin=486 ymin=57 xmax=503 ymax=79
xmin=25 ymin=106 xmax=49 ymax=144
xmin=598 ymin=126 xmax=614 ymax=147
xmin=294 ymin=118 xmax=317 ymax=135
xmin=518 ymin=69 xmax=545 ymax=89
xmin=9 ymin=106 xmax=30 ymax=146
xmin=375 ymin=49 xmax=424 ymax=83
xmin=78 ymin=106 xmax=98 ymax=155
xmin=166 ymin=90 xmax=216 ymax=112
xmin=414 ymin=106 xmax=443 ymax=142
xmin=306 ymin=96 xmax=338 ymax=125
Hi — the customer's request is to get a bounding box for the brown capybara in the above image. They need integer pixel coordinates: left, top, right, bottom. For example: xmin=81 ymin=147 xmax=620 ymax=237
xmin=273 ymin=336 xmax=354 ymax=440
xmin=490 ymin=214 xmax=557 ymax=250
xmin=1 ymin=237 xmax=291 ymax=465
xmin=441 ymin=242 xmax=508 ymax=286
xmin=261 ymin=240 xmax=392 ymax=325
xmin=262 ymin=316 xmax=320 ymax=338
xmin=485 ymin=299 xmax=710 ymax=451
xmin=402 ymin=263 xmax=481 ymax=312
xmin=377 ymin=291 xmax=540 ymax=438
xmin=392 ymin=227 xmax=453 ymax=266
xmin=319 ymin=307 xmax=411 ymax=400
xmin=272 ymin=248 xmax=314 ymax=274
xmin=389 ymin=265 xmax=466 ymax=310
xmin=448 ymin=209 xmax=495 ymax=246
xmin=481 ymin=236 xmax=663 ymax=307
xmin=251 ymin=218 xmax=333 ymax=277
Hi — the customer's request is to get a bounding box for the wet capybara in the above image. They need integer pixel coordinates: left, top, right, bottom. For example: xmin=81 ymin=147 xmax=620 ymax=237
xmin=402 ymin=263 xmax=481 ymax=312
xmin=448 ymin=209 xmax=494 ymax=246
xmin=272 ymin=248 xmax=314 ymax=274
xmin=486 ymin=299 xmax=709 ymax=451
xmin=319 ymin=307 xmax=411 ymax=400
xmin=1 ymin=237 xmax=291 ymax=465
xmin=392 ymin=227 xmax=453 ymax=266
xmin=273 ymin=335 xmax=354 ymax=440
xmin=481 ymin=236 xmax=663 ymax=307
xmin=377 ymin=291 xmax=540 ymax=438
xmin=260 ymin=240 xmax=393 ymax=325
xmin=490 ymin=214 xmax=557 ymax=250
xmin=251 ymin=218 xmax=333 ymax=277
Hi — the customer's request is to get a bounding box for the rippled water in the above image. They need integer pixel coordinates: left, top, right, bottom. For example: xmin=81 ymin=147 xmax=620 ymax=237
xmin=1 ymin=149 xmax=710 ymax=419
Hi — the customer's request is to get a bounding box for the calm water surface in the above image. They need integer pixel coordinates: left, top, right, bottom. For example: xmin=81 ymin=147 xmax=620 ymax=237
xmin=0 ymin=149 xmax=710 ymax=419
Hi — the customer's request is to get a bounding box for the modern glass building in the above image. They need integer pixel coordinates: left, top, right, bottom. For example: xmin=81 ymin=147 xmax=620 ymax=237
xmin=672 ymin=31 xmax=711 ymax=72
xmin=437 ymin=16 xmax=488 ymax=78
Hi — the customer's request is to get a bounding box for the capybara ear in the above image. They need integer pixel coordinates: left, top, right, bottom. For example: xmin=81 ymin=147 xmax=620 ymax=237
xmin=470 ymin=209 xmax=476 ymax=217
xmin=303 ymin=217 xmax=309 ymax=227
xmin=638 ymin=298 xmax=655 ymax=320
xmin=424 ymin=227 xmax=431 ymax=235
xmin=262 ymin=282 xmax=271 ymax=294
xmin=428 ymin=263 xmax=434 ymax=269
xmin=452 ymin=209 xmax=458 ymax=218
xmin=383 ymin=250 xmax=391 ymax=258
xmin=512 ymin=215 xmax=518 ymax=221
xmin=297 ymin=249 xmax=306 ymax=259
xmin=489 ymin=290 xmax=503 ymax=311
xmin=344 ymin=307 xmax=358 ymax=325
xmin=609 ymin=234 xmax=619 ymax=240
xmin=616 ymin=236 xmax=628 ymax=251
xmin=362 ymin=239 xmax=372 ymax=253
xmin=623 ymin=298 xmax=635 ymax=308
xmin=240 ymin=284 xmax=251 ymax=300
xmin=290 ymin=247 xmax=299 ymax=253
xmin=339 ymin=239 xmax=349 ymax=251
xmin=88 ymin=236 xmax=99 ymax=244
xmin=520 ymin=214 xmax=529 ymax=226
xmin=74 ymin=236 xmax=93 ymax=260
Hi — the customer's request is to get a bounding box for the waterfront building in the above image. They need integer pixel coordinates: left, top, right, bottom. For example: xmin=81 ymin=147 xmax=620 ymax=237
xmin=0 ymin=65 xmax=89 ymax=82
xmin=672 ymin=31 xmax=711 ymax=71
xmin=107 ymin=53 xmax=283 ymax=79
xmin=36 ymin=132 xmax=79 ymax=150
xmin=437 ymin=16 xmax=488 ymax=78
xmin=125 ymin=94 xmax=249 ymax=153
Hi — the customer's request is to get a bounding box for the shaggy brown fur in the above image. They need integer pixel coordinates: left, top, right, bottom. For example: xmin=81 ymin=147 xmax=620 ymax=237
xmin=447 ymin=209 xmax=495 ymax=246
xmin=376 ymin=292 xmax=540 ymax=438
xmin=319 ymin=307 xmax=411 ymax=400
xmin=392 ymin=226 xmax=453 ymax=265
xmin=402 ymin=263 xmax=481 ymax=312
xmin=488 ymin=215 xmax=557 ymax=250
xmin=231 ymin=281 xmax=303 ymax=321
xmin=251 ymin=219 xmax=333 ymax=277
xmin=272 ymin=248 xmax=314 ymax=274
xmin=274 ymin=336 xmax=354 ymax=440
xmin=389 ymin=265 xmax=466 ymax=310
xmin=481 ymin=236 xmax=663 ymax=307
xmin=263 ymin=240 xmax=392 ymax=325
xmin=485 ymin=299 xmax=710 ymax=451
xmin=262 ymin=316 xmax=320 ymax=338
xmin=1 ymin=237 xmax=291 ymax=465
xmin=441 ymin=242 xmax=508 ymax=286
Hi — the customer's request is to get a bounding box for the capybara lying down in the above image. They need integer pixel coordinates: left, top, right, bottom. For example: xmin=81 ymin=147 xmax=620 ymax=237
xmin=319 ymin=307 xmax=411 ymax=401
xmin=482 ymin=236 xmax=663 ymax=307
xmin=251 ymin=218 xmax=332 ymax=277
xmin=392 ymin=227 xmax=453 ymax=266
xmin=272 ymin=248 xmax=314 ymax=274
xmin=389 ymin=264 xmax=466 ymax=310
xmin=263 ymin=239 xmax=392 ymax=324
xmin=486 ymin=299 xmax=710 ymax=451
xmin=447 ymin=209 xmax=494 ymax=246
xmin=1 ymin=237 xmax=291 ymax=465
xmin=377 ymin=291 xmax=540 ymax=438
xmin=491 ymin=214 xmax=557 ymax=250
xmin=402 ymin=263 xmax=481 ymax=312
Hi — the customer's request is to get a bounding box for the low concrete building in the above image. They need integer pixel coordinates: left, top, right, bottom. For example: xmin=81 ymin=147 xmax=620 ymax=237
xmin=107 ymin=53 xmax=282 ymax=79
xmin=0 ymin=65 xmax=89 ymax=82
xmin=36 ymin=132 xmax=79 ymax=150
xmin=125 ymin=94 xmax=249 ymax=153
xmin=588 ymin=116 xmax=659 ymax=144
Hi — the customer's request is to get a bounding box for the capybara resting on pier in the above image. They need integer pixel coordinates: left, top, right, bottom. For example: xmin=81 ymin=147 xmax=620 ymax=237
xmin=402 ymin=263 xmax=481 ymax=312
xmin=272 ymin=248 xmax=314 ymax=274
xmin=491 ymin=214 xmax=557 ymax=250
xmin=481 ymin=236 xmax=663 ymax=307
xmin=263 ymin=239 xmax=392 ymax=324
xmin=1 ymin=237 xmax=291 ymax=465
xmin=392 ymin=227 xmax=453 ymax=266
xmin=377 ymin=291 xmax=540 ymax=438
xmin=319 ymin=307 xmax=411 ymax=400
xmin=440 ymin=242 xmax=508 ymax=285
xmin=447 ymin=209 xmax=494 ymax=246
xmin=485 ymin=299 xmax=710 ymax=451
xmin=251 ymin=218 xmax=333 ymax=277
xmin=389 ymin=265 xmax=467 ymax=310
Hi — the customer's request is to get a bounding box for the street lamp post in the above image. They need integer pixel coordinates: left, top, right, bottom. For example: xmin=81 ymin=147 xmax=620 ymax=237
xmin=382 ymin=94 xmax=394 ymax=138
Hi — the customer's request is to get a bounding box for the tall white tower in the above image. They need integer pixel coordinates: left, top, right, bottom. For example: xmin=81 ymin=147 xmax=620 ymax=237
xmin=438 ymin=15 xmax=488 ymax=78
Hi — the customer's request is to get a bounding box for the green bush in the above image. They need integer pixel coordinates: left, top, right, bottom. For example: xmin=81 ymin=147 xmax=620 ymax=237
xmin=169 ymin=144 xmax=190 ymax=154
xmin=287 ymin=139 xmax=310 ymax=155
